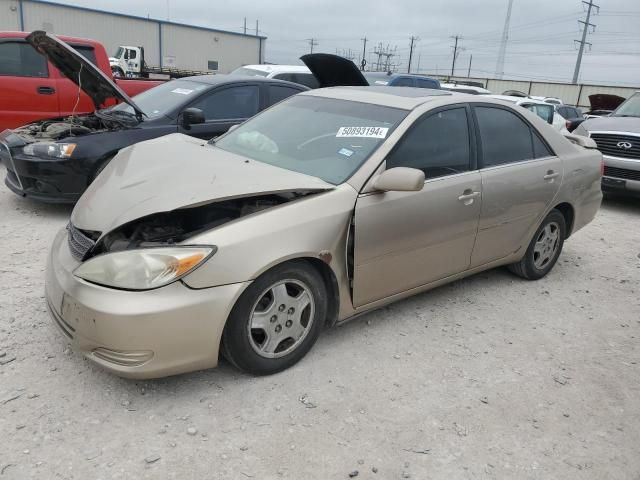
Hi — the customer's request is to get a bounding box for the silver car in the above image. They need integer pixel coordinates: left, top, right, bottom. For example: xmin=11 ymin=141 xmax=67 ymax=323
xmin=45 ymin=86 xmax=603 ymax=379
xmin=574 ymin=91 xmax=640 ymax=197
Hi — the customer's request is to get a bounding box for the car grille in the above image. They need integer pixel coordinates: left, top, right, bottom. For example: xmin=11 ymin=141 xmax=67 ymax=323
xmin=590 ymin=133 xmax=640 ymax=160
xmin=66 ymin=223 xmax=98 ymax=261
xmin=603 ymin=166 xmax=640 ymax=182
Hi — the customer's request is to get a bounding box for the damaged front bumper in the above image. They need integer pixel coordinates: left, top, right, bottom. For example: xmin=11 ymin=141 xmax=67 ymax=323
xmin=1 ymin=129 xmax=85 ymax=203
xmin=45 ymin=227 xmax=249 ymax=379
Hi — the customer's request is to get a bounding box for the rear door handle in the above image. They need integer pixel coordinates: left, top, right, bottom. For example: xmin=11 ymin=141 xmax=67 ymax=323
xmin=543 ymin=170 xmax=560 ymax=181
xmin=458 ymin=190 xmax=480 ymax=205
xmin=37 ymin=86 xmax=56 ymax=95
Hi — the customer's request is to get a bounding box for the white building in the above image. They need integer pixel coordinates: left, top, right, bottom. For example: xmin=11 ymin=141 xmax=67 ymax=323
xmin=0 ymin=0 xmax=265 ymax=73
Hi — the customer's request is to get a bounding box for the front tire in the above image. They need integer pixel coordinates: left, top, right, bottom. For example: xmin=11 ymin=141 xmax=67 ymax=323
xmin=508 ymin=209 xmax=566 ymax=280
xmin=222 ymin=261 xmax=327 ymax=375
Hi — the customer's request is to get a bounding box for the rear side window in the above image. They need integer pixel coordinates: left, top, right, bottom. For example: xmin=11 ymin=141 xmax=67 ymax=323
xmin=475 ymin=107 xmax=534 ymax=167
xmin=0 ymin=41 xmax=48 ymax=77
xmin=387 ymin=107 xmax=471 ymax=179
xmin=192 ymin=85 xmax=259 ymax=120
xmin=392 ymin=77 xmax=414 ymax=87
xmin=72 ymin=45 xmax=97 ymax=66
xmin=532 ymin=132 xmax=553 ymax=158
xmin=273 ymin=73 xmax=319 ymax=89
xmin=416 ymin=78 xmax=439 ymax=89
xmin=268 ymin=85 xmax=302 ymax=105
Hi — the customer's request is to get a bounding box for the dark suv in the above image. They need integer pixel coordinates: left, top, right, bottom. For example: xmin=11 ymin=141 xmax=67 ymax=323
xmin=363 ymin=72 xmax=440 ymax=89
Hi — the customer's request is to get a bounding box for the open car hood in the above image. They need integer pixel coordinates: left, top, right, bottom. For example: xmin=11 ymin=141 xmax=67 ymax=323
xmin=72 ymin=134 xmax=334 ymax=233
xmin=300 ymin=53 xmax=368 ymax=88
xmin=588 ymin=94 xmax=626 ymax=112
xmin=26 ymin=31 xmax=144 ymax=117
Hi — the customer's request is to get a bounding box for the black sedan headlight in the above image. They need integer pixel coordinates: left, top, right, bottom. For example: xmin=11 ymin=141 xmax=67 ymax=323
xmin=23 ymin=142 xmax=77 ymax=159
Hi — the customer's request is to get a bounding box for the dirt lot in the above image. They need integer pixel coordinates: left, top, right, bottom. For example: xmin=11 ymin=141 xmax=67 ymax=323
xmin=0 ymin=165 xmax=639 ymax=479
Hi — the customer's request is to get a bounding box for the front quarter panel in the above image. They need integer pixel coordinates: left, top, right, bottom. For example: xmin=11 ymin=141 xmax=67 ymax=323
xmin=181 ymin=184 xmax=358 ymax=318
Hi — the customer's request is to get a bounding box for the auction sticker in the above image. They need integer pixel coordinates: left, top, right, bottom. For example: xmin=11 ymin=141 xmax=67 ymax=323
xmin=336 ymin=127 xmax=388 ymax=138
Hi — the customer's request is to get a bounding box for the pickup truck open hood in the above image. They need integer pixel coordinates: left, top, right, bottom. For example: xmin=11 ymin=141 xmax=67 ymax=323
xmin=26 ymin=31 xmax=144 ymax=117
xmin=72 ymin=134 xmax=334 ymax=233
xmin=588 ymin=94 xmax=626 ymax=112
xmin=300 ymin=53 xmax=369 ymax=88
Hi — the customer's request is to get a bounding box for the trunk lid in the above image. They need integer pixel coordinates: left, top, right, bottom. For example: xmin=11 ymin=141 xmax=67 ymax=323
xmin=72 ymin=133 xmax=334 ymax=233
xmin=26 ymin=31 xmax=145 ymax=117
xmin=300 ymin=53 xmax=369 ymax=88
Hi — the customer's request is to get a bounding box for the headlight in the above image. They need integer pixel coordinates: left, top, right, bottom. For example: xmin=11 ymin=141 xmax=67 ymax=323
xmin=73 ymin=246 xmax=215 ymax=290
xmin=23 ymin=142 xmax=77 ymax=159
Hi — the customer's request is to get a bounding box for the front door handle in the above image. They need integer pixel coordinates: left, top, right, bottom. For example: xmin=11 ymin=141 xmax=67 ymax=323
xmin=458 ymin=190 xmax=480 ymax=205
xmin=37 ymin=86 xmax=56 ymax=95
xmin=543 ymin=170 xmax=560 ymax=181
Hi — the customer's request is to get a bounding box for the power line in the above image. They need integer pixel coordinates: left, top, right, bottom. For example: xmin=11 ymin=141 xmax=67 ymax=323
xmin=572 ymin=0 xmax=599 ymax=83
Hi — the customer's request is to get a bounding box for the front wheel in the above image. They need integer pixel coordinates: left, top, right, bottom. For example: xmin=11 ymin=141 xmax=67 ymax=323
xmin=508 ymin=209 xmax=566 ymax=280
xmin=221 ymin=261 xmax=327 ymax=375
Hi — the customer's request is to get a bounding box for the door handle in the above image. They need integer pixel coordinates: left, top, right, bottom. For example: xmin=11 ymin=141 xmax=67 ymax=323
xmin=37 ymin=86 xmax=56 ymax=95
xmin=543 ymin=170 xmax=560 ymax=181
xmin=458 ymin=190 xmax=480 ymax=205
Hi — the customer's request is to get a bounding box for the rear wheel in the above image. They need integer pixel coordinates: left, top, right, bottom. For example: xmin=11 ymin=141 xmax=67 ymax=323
xmin=508 ymin=209 xmax=566 ymax=280
xmin=112 ymin=67 xmax=124 ymax=78
xmin=222 ymin=261 xmax=327 ymax=375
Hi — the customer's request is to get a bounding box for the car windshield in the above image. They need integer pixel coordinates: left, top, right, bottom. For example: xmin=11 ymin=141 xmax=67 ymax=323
xmin=230 ymin=67 xmax=269 ymax=77
xmin=109 ymin=79 xmax=210 ymax=119
xmin=612 ymin=93 xmax=640 ymax=117
xmin=113 ymin=46 xmax=124 ymax=59
xmin=213 ymin=95 xmax=408 ymax=185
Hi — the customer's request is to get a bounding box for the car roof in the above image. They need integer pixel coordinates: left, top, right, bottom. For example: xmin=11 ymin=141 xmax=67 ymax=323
xmin=301 ymin=86 xmax=454 ymax=109
xmin=177 ymin=74 xmax=308 ymax=88
xmin=236 ymin=64 xmax=311 ymax=74
xmin=363 ymin=72 xmax=437 ymax=80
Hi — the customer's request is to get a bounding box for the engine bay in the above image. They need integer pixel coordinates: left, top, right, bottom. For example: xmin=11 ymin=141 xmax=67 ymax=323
xmin=86 ymin=192 xmax=314 ymax=258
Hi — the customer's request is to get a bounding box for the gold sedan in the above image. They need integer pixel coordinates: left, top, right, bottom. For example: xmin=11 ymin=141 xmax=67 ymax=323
xmin=46 ymin=87 xmax=603 ymax=378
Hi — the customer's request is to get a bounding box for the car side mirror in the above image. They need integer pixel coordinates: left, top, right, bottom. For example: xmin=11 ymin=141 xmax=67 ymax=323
xmin=372 ymin=167 xmax=425 ymax=192
xmin=181 ymin=108 xmax=205 ymax=129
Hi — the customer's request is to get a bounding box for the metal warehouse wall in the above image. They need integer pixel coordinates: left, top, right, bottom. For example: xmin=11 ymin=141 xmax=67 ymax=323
xmin=161 ymin=23 xmax=261 ymax=73
xmin=440 ymin=74 xmax=639 ymax=108
xmin=22 ymin=1 xmax=159 ymax=63
xmin=1 ymin=0 xmax=21 ymax=30
xmin=1 ymin=0 xmax=264 ymax=73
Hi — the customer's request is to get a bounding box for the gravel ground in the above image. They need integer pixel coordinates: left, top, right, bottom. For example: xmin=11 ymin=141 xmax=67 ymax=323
xmin=1 ymin=164 xmax=639 ymax=479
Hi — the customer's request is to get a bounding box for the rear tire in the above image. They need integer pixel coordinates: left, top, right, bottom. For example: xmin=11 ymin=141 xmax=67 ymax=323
xmin=112 ymin=67 xmax=124 ymax=78
xmin=508 ymin=209 xmax=566 ymax=280
xmin=222 ymin=261 xmax=327 ymax=375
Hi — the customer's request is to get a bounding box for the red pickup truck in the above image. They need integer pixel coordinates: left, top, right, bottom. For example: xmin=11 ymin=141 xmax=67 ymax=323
xmin=0 ymin=31 xmax=163 ymax=130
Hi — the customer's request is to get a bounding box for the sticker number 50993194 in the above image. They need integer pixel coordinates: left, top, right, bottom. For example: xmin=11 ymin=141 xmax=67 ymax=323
xmin=336 ymin=127 xmax=389 ymax=138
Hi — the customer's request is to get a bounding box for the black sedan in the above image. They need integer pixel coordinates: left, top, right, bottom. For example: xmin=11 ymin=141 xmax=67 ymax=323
xmin=0 ymin=32 xmax=307 ymax=203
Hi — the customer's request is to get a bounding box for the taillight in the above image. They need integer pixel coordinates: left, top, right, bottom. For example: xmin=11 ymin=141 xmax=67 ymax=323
xmin=600 ymin=159 xmax=605 ymax=176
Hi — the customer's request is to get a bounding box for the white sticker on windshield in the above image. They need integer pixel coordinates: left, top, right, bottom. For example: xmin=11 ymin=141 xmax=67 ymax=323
xmin=336 ymin=127 xmax=389 ymax=139
xmin=171 ymin=88 xmax=194 ymax=95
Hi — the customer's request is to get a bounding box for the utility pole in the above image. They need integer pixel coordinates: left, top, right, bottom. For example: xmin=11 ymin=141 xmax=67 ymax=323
xmin=495 ymin=0 xmax=514 ymax=79
xmin=467 ymin=53 xmax=473 ymax=77
xmin=450 ymin=35 xmax=462 ymax=76
xmin=416 ymin=53 xmax=421 ymax=74
xmin=407 ymin=36 xmax=419 ymax=73
xmin=306 ymin=38 xmax=319 ymax=54
xmin=360 ymin=37 xmax=367 ymax=70
xmin=243 ymin=17 xmax=247 ymax=35
xmin=572 ymin=0 xmax=599 ymax=84
xmin=255 ymin=20 xmax=259 ymax=36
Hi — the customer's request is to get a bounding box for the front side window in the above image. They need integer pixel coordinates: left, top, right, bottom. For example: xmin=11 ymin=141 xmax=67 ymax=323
xmin=416 ymin=78 xmax=439 ymax=89
xmin=192 ymin=85 xmax=259 ymax=121
xmin=214 ymin=96 xmax=408 ymax=185
xmin=475 ymin=106 xmax=535 ymax=167
xmin=0 ymin=41 xmax=48 ymax=77
xmin=386 ymin=107 xmax=471 ymax=179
